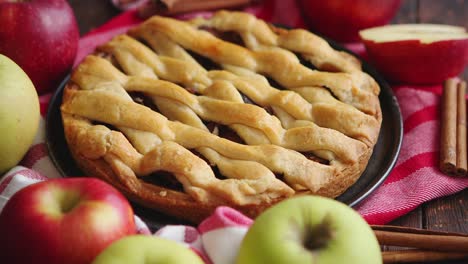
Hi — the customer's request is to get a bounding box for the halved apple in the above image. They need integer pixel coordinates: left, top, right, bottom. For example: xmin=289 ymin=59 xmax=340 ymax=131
xmin=360 ymin=24 xmax=468 ymax=84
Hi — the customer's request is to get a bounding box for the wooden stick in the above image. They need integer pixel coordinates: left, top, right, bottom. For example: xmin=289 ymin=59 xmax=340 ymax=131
xmin=383 ymin=250 xmax=468 ymax=263
xmin=373 ymin=225 xmax=468 ymax=263
xmin=139 ymin=0 xmax=254 ymax=17
xmin=160 ymin=0 xmax=252 ymax=12
xmin=372 ymin=225 xmax=468 ymax=252
xmin=440 ymin=78 xmax=458 ymax=175
xmin=456 ymin=80 xmax=467 ymax=176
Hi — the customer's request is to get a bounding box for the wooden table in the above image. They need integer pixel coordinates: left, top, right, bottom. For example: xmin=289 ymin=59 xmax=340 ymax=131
xmin=67 ymin=1 xmax=467 ymax=263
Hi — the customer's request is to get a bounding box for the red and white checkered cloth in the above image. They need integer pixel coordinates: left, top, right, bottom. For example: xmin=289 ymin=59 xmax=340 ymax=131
xmin=1 ymin=1 xmax=468 ymax=263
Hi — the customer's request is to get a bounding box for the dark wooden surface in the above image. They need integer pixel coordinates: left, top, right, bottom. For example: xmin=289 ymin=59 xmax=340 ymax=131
xmin=388 ymin=3 xmax=468 ymax=264
xmin=67 ymin=0 xmax=467 ymax=262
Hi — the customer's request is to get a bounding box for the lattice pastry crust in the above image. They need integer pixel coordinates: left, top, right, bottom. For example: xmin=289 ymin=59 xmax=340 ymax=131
xmin=61 ymin=11 xmax=382 ymax=223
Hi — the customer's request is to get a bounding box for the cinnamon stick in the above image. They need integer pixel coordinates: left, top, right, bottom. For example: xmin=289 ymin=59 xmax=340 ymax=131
xmin=440 ymin=78 xmax=459 ymax=175
xmin=383 ymin=250 xmax=468 ymax=263
xmin=372 ymin=225 xmax=468 ymax=252
xmin=456 ymin=80 xmax=467 ymax=176
xmin=373 ymin=225 xmax=468 ymax=263
xmin=139 ymin=0 xmax=254 ymax=17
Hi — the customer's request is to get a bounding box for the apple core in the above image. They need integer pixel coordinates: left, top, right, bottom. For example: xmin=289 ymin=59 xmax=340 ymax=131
xmin=302 ymin=218 xmax=335 ymax=252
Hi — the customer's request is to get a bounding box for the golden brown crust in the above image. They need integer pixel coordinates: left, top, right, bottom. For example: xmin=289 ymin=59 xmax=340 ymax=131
xmin=63 ymin=115 xmax=281 ymax=223
xmin=60 ymin=11 xmax=382 ymax=223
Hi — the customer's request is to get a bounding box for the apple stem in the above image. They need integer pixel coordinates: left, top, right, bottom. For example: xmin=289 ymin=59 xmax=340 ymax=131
xmin=303 ymin=218 xmax=335 ymax=251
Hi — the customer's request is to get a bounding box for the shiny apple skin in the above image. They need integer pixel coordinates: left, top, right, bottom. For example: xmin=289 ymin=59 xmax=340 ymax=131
xmin=0 ymin=0 xmax=79 ymax=94
xmin=0 ymin=177 xmax=136 ymax=264
xmin=363 ymin=38 xmax=468 ymax=84
xmin=236 ymin=196 xmax=382 ymax=264
xmin=92 ymin=235 xmax=205 ymax=264
xmin=0 ymin=54 xmax=40 ymax=174
xmin=298 ymin=0 xmax=402 ymax=42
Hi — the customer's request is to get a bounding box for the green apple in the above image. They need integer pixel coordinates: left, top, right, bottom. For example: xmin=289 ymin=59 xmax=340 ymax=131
xmin=91 ymin=235 xmax=205 ymax=264
xmin=236 ymin=196 xmax=382 ymax=264
xmin=0 ymin=54 xmax=40 ymax=174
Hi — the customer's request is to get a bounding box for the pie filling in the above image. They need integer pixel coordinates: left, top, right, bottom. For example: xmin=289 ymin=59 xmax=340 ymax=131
xmin=141 ymin=170 xmax=184 ymax=192
xmin=127 ymin=76 xmax=329 ymax=190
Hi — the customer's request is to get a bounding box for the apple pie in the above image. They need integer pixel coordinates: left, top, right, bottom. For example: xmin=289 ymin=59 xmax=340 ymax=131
xmin=60 ymin=11 xmax=382 ymax=223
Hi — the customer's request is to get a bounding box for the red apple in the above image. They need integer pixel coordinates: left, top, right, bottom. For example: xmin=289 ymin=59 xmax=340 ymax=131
xmin=0 ymin=0 xmax=79 ymax=94
xmin=0 ymin=177 xmax=136 ymax=264
xmin=360 ymin=24 xmax=468 ymax=84
xmin=297 ymin=0 xmax=402 ymax=42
